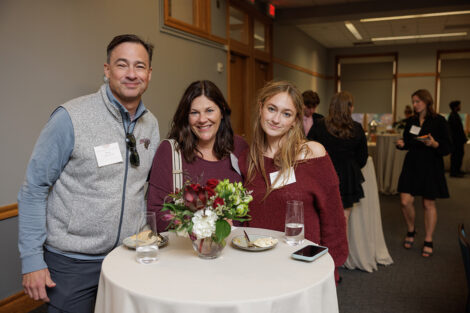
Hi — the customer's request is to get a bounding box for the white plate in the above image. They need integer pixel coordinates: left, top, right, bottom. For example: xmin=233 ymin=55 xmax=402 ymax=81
xmin=231 ymin=234 xmax=278 ymax=252
xmin=123 ymin=234 xmax=169 ymax=249
xmin=416 ymin=136 xmax=430 ymax=142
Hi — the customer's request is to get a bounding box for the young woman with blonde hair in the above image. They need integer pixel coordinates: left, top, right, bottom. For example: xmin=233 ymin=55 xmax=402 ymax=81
xmin=239 ymin=81 xmax=348 ymax=283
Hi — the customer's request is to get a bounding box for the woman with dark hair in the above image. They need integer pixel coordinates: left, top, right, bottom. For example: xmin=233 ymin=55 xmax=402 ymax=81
xmin=396 ymin=89 xmax=451 ymax=257
xmin=147 ymin=80 xmax=248 ymax=231
xmin=307 ymin=91 xmax=368 ymax=228
xmin=239 ymin=81 xmax=348 ymax=283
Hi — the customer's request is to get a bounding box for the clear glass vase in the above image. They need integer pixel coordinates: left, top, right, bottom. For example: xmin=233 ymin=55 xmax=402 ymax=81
xmin=191 ymin=237 xmax=225 ymax=259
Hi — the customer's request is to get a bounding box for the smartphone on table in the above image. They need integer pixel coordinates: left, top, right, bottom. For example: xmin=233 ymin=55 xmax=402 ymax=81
xmin=291 ymin=244 xmax=328 ymax=262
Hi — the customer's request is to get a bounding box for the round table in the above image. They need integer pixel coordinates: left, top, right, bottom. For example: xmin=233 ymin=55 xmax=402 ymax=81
xmin=375 ymin=134 xmax=407 ymax=195
xmin=94 ymin=227 xmax=338 ymax=313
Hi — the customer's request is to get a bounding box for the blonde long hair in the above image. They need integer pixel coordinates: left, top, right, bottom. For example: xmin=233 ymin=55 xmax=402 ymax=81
xmin=246 ymin=80 xmax=308 ymax=200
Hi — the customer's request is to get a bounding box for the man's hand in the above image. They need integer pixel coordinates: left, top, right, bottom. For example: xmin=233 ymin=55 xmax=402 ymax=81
xmin=22 ymin=268 xmax=56 ymax=302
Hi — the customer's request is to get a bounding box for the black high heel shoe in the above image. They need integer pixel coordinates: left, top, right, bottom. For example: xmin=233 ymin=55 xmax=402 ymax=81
xmin=403 ymin=229 xmax=416 ymax=249
xmin=422 ymin=241 xmax=433 ymax=257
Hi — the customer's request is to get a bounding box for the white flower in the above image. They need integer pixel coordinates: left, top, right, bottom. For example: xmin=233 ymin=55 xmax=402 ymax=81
xmin=175 ymin=198 xmax=184 ymax=205
xmin=192 ymin=209 xmax=217 ymax=239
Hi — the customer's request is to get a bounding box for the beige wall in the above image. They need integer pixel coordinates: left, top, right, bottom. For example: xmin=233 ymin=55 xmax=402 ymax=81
xmin=0 ymin=0 xmax=227 ymax=300
xmin=328 ymin=41 xmax=470 ymax=120
xmin=0 ymin=0 xmax=227 ymax=206
xmin=272 ymin=24 xmax=330 ymax=116
xmin=440 ymin=59 xmax=470 ymax=113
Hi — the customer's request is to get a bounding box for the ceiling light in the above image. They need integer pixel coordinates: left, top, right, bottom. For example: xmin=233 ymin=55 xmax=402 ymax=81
xmin=345 ymin=21 xmax=362 ymax=40
xmin=361 ymin=10 xmax=470 ymax=22
xmin=371 ymin=32 xmax=467 ymax=41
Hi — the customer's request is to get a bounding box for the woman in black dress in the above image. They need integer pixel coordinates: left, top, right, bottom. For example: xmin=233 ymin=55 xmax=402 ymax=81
xmin=308 ymin=91 xmax=368 ymax=228
xmin=396 ymin=89 xmax=451 ymax=257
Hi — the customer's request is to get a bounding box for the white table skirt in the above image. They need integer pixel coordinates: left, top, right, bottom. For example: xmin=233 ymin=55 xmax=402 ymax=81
xmin=94 ymin=227 xmax=338 ymax=313
xmin=344 ymin=156 xmax=394 ymax=272
xmin=368 ymin=134 xmax=407 ymax=195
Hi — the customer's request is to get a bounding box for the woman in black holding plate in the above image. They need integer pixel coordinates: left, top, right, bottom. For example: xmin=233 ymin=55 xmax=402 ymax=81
xmin=396 ymin=89 xmax=451 ymax=257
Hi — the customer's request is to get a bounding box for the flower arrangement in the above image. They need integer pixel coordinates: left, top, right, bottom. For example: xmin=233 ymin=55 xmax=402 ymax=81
xmin=162 ymin=179 xmax=252 ymax=244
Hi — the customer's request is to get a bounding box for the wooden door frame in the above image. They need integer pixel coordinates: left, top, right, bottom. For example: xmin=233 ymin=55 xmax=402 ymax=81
xmin=436 ymin=49 xmax=470 ymax=113
xmin=335 ymin=52 xmax=398 ymax=121
xmin=226 ymin=0 xmax=273 ymax=141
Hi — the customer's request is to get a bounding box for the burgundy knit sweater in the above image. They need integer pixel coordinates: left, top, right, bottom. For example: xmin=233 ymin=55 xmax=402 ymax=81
xmin=147 ymin=136 xmax=248 ymax=231
xmin=239 ymin=150 xmax=348 ymax=270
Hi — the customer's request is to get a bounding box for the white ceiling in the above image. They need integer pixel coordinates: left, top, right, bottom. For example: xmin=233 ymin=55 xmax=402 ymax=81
xmin=265 ymin=0 xmax=470 ymax=48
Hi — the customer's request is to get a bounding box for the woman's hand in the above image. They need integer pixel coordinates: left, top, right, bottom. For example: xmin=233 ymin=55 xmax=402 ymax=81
xmin=396 ymin=139 xmax=405 ymax=148
xmin=424 ymin=134 xmax=439 ymax=148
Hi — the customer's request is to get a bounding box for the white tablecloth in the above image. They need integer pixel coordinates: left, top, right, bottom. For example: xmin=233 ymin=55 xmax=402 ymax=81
xmin=368 ymin=134 xmax=407 ymax=195
xmin=344 ymin=157 xmax=393 ymax=272
xmin=94 ymin=227 xmax=338 ymax=313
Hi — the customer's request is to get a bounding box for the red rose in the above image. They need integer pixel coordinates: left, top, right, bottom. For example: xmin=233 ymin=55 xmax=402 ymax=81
xmin=205 ymin=186 xmax=216 ymax=197
xmin=189 ymin=183 xmax=201 ymax=192
xmin=212 ymin=197 xmax=224 ymax=209
xmin=206 ymin=179 xmax=219 ymax=190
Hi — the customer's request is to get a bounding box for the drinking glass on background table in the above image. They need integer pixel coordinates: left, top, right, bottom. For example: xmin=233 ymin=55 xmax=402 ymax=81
xmin=284 ymin=200 xmax=304 ymax=246
xmin=135 ymin=211 xmax=159 ymax=264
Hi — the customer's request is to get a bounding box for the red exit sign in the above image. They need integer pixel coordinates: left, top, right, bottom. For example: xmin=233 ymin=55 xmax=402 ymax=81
xmin=268 ymin=3 xmax=275 ymax=18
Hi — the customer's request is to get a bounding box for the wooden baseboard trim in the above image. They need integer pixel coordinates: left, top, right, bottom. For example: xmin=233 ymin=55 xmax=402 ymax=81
xmin=0 ymin=291 xmax=43 ymax=313
xmin=0 ymin=203 xmax=18 ymax=221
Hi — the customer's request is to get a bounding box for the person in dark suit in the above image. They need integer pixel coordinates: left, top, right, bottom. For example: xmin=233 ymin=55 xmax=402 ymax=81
xmin=448 ymin=100 xmax=468 ymax=177
xmin=302 ymin=90 xmax=323 ymax=136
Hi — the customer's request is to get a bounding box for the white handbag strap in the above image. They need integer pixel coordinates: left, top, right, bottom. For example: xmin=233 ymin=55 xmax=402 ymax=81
xmin=165 ymin=139 xmax=183 ymax=193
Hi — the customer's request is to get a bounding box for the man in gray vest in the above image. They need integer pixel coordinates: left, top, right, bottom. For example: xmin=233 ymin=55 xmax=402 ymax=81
xmin=18 ymin=34 xmax=160 ymax=312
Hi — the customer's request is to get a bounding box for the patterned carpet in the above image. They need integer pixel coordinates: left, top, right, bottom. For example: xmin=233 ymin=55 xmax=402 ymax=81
xmin=337 ymin=173 xmax=469 ymax=313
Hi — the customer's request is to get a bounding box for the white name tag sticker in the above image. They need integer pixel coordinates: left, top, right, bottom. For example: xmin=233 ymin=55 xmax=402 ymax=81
xmin=94 ymin=142 xmax=123 ymax=167
xmin=270 ymin=167 xmax=296 ymax=189
xmin=410 ymin=125 xmax=421 ymax=135
xmin=230 ymin=153 xmax=241 ymax=176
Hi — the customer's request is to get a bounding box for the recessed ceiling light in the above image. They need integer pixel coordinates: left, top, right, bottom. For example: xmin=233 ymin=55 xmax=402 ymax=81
xmin=345 ymin=21 xmax=362 ymax=40
xmin=371 ymin=32 xmax=467 ymax=41
xmin=361 ymin=10 xmax=470 ymax=22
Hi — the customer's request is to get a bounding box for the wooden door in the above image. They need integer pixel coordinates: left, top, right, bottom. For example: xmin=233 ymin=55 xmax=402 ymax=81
xmin=254 ymin=59 xmax=269 ymax=99
xmin=229 ymin=52 xmax=248 ymax=137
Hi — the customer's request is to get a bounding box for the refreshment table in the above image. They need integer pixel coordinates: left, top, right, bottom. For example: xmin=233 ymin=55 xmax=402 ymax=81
xmin=94 ymin=227 xmax=338 ymax=313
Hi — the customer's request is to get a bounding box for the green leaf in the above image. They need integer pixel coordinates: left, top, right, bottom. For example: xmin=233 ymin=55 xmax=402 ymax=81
xmin=163 ymin=203 xmax=178 ymax=211
xmin=214 ymin=219 xmax=231 ymax=243
xmin=232 ymin=216 xmax=251 ymax=222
